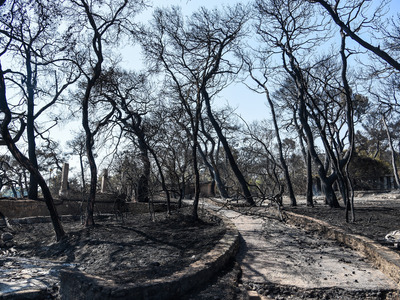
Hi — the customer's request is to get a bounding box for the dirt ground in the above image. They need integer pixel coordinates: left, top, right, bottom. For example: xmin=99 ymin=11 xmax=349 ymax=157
xmin=283 ymin=193 xmax=400 ymax=250
xmin=1 ymin=193 xmax=400 ymax=299
xmin=0 ymin=207 xmax=226 ymax=286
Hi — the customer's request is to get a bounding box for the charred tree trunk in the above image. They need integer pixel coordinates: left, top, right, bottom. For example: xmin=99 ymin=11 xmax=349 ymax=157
xmin=191 ymin=99 xmax=202 ymax=219
xmin=25 ymin=51 xmax=39 ymax=200
xmin=191 ymin=138 xmax=201 ymax=219
xmin=262 ymin=83 xmax=296 ymax=206
xmin=199 ymin=118 xmax=229 ymax=199
xmin=137 ymin=145 xmax=150 ymax=203
xmin=201 ymin=88 xmax=255 ymax=206
xmin=306 ymin=151 xmax=313 ymax=207
xmin=148 ymin=147 xmax=171 ymax=215
xmin=383 ymin=115 xmax=400 ymax=189
xmin=198 ymin=144 xmax=228 ymax=198
xmin=83 ymin=116 xmax=97 ymax=227
xmin=320 ymin=178 xmax=338 ymax=208
xmin=339 ymin=30 xmax=356 ymax=222
xmin=0 ymin=65 xmax=65 ymax=241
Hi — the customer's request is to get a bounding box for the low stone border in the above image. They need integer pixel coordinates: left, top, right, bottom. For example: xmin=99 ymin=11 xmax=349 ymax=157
xmin=0 ymin=199 xmax=168 ymax=219
xmin=59 ymin=210 xmax=240 ymax=300
xmin=285 ymin=211 xmax=400 ymax=285
xmin=0 ymin=289 xmax=52 ymax=300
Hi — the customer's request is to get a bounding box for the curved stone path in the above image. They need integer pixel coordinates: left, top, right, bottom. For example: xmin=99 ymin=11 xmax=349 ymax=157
xmin=1 ymin=201 xmax=399 ymax=299
xmin=203 ymin=200 xmax=398 ymax=295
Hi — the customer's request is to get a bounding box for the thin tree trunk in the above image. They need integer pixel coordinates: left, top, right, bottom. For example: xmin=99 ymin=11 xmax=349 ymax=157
xmin=292 ymin=111 xmax=313 ymax=206
xmin=191 ymin=140 xmax=201 ymax=219
xmin=0 ymin=67 xmax=65 ymax=240
xmin=201 ymin=88 xmax=255 ymax=206
xmin=18 ymin=173 xmax=25 ymax=198
xmin=199 ymin=118 xmax=229 ymax=198
xmin=306 ymin=151 xmax=313 ymax=207
xmin=198 ymin=145 xmax=228 ymax=198
xmin=339 ymin=30 xmax=356 ymax=222
xmin=191 ymin=98 xmax=202 ymax=219
xmin=82 ymin=77 xmax=97 ymax=227
xmin=148 ymin=147 xmax=171 ymax=215
xmin=137 ymin=146 xmax=150 ymax=203
xmin=11 ymin=185 xmax=18 ymax=198
xmin=25 ymin=51 xmax=39 ymax=199
xmin=264 ymin=85 xmax=296 ymax=206
xmin=79 ymin=152 xmax=86 ymax=193
xmin=383 ymin=115 xmax=400 ymax=189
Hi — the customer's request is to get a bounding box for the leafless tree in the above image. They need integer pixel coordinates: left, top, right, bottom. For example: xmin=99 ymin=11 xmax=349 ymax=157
xmin=309 ymin=0 xmax=400 ymax=71
xmin=0 ymin=0 xmax=79 ymax=199
xmin=142 ymin=5 xmax=255 ymax=215
xmin=65 ymin=0 xmax=147 ymax=226
xmin=254 ymin=0 xmax=343 ymax=207
xmin=0 ymin=65 xmax=65 ymax=240
xmin=243 ymin=56 xmax=297 ymax=206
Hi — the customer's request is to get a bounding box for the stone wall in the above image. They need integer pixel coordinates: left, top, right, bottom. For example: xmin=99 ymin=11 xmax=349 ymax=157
xmin=0 ymin=196 xmax=165 ymax=219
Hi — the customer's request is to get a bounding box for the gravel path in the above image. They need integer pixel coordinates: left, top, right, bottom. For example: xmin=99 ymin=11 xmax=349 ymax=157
xmin=203 ymin=200 xmax=398 ymax=297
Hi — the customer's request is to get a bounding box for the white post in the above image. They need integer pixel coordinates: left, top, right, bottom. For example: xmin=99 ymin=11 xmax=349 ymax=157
xmin=101 ymin=169 xmax=108 ymax=193
xmin=59 ymin=163 xmax=69 ymax=199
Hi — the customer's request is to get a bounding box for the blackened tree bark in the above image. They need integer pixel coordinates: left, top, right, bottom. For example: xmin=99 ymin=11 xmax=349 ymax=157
xmin=67 ymin=0 xmax=142 ymax=226
xmin=309 ymin=0 xmax=400 ymax=72
xmin=254 ymin=0 xmax=342 ymax=207
xmin=292 ymin=102 xmax=313 ymax=206
xmin=199 ymin=117 xmax=229 ymax=198
xmin=25 ymin=52 xmax=39 ymax=199
xmin=0 ymin=65 xmax=65 ymax=241
xmin=306 ymin=151 xmax=313 ymax=207
xmin=137 ymin=148 xmax=150 ymax=203
xmin=179 ymin=112 xmax=229 ymax=199
xmin=382 ymin=115 xmax=400 ymax=189
xmin=244 ymin=60 xmax=297 ymax=206
xmin=202 ymin=89 xmax=255 ymax=205
xmin=338 ymin=30 xmax=356 ymax=222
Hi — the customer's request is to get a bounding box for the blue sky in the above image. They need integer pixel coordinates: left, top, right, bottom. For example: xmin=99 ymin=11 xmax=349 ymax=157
xmin=133 ymin=0 xmax=268 ymax=123
xmin=135 ymin=0 xmax=400 ymax=124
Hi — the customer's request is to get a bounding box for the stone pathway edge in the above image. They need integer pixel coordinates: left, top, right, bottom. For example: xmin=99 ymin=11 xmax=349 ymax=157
xmin=58 ymin=209 xmax=240 ymax=300
xmin=286 ymin=211 xmax=400 ymax=286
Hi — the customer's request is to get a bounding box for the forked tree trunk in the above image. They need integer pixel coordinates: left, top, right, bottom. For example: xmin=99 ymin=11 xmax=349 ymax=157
xmin=0 ymin=67 xmax=65 ymax=241
xmin=148 ymin=148 xmax=171 ymax=215
xmin=198 ymin=146 xmax=228 ymax=198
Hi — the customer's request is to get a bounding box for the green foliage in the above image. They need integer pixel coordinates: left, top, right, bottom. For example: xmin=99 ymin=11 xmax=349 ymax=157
xmin=349 ymin=152 xmax=392 ymax=190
